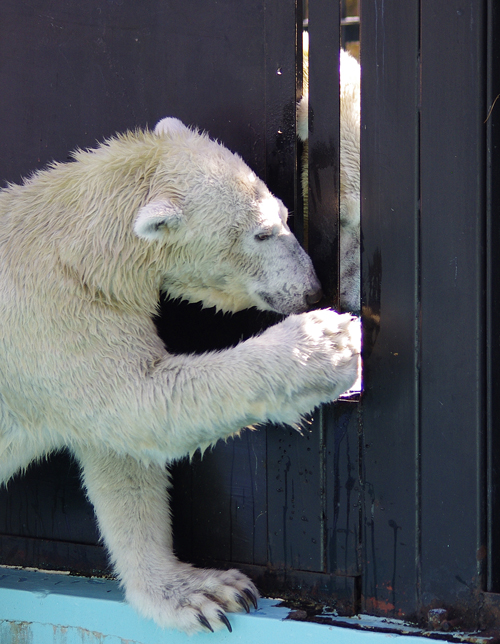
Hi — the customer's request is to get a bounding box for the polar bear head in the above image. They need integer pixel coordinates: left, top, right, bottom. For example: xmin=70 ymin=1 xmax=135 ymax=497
xmin=133 ymin=118 xmax=322 ymax=315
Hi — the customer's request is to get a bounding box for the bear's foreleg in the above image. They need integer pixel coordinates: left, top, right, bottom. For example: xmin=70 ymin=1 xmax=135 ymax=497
xmin=74 ymin=446 xmax=258 ymax=634
xmin=143 ymin=309 xmax=360 ymax=456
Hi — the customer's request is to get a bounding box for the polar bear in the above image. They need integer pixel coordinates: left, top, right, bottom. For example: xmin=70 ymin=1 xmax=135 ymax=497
xmin=0 ymin=117 xmax=360 ymax=634
xmin=298 ymin=34 xmax=361 ymax=313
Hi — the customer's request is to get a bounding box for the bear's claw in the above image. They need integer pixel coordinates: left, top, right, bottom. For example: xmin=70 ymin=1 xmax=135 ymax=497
xmin=197 ymin=613 xmax=214 ymax=632
xmin=243 ymin=588 xmax=259 ymax=609
xmin=236 ymin=592 xmax=250 ymax=613
xmin=218 ymin=611 xmax=233 ymax=632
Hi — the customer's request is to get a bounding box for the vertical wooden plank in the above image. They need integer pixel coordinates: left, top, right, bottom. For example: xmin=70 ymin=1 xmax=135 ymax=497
xmin=175 ymin=433 xmax=268 ymax=567
xmin=325 ymin=402 xmax=362 ymax=577
xmin=267 ymin=424 xmax=323 ymax=571
xmin=226 ymin=433 xmax=269 ymax=564
xmin=307 ymin=0 xmax=341 ymax=304
xmin=486 ymin=0 xmax=500 ymax=594
xmin=419 ymin=0 xmax=486 ymax=606
xmin=359 ymin=0 xmax=420 ymax=617
xmin=263 ymin=0 xmax=300 ymax=211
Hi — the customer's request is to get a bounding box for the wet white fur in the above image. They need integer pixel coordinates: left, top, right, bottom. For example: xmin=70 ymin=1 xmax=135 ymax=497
xmin=0 ymin=118 xmax=360 ymax=633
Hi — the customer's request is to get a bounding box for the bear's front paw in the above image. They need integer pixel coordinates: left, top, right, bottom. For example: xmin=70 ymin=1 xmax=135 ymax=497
xmin=277 ymin=308 xmax=361 ymax=404
xmin=127 ymin=566 xmax=259 ymax=634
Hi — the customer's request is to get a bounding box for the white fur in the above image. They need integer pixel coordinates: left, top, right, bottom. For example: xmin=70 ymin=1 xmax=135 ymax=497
xmin=134 ymin=200 xmax=184 ymax=240
xmin=154 ymin=116 xmax=190 ymax=137
xmin=0 ymin=119 xmax=360 ymax=633
xmin=297 ymin=32 xmax=310 ymax=143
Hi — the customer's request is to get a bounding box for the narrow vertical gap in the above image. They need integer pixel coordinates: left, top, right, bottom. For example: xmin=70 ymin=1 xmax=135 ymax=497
xmin=485 ymin=0 xmax=500 ymax=594
xmin=306 ymin=0 xmax=341 ymax=306
xmin=297 ymin=0 xmax=308 ymax=250
xmin=295 ymin=0 xmax=304 ymax=246
xmin=415 ymin=0 xmax=423 ymax=616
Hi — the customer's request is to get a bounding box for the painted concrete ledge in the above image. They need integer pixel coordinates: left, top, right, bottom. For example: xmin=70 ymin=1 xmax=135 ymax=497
xmin=0 ymin=566 xmax=437 ymax=644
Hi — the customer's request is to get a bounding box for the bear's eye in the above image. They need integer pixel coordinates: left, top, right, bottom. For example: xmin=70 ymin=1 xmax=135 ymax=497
xmin=255 ymin=231 xmax=273 ymax=241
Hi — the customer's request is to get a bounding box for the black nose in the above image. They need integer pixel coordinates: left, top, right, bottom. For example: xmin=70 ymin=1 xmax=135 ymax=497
xmin=305 ymin=287 xmax=323 ymax=306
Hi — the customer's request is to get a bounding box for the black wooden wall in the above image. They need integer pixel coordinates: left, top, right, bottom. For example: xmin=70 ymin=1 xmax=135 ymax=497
xmin=1 ymin=0 xmax=500 ymax=632
xmin=360 ymin=0 xmax=500 ymax=628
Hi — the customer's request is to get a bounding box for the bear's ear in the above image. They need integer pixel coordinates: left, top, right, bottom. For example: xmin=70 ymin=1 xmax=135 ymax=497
xmin=154 ymin=117 xmax=189 ymax=137
xmin=133 ymin=200 xmax=184 ymax=241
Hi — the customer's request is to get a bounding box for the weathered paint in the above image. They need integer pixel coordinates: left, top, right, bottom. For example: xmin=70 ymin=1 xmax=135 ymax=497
xmin=0 ymin=567 xmax=448 ymax=644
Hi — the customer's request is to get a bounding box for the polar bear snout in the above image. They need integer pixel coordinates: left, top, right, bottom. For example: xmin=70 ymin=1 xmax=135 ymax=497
xmin=256 ymin=275 xmax=323 ymax=315
xmin=251 ymin=232 xmax=325 ymax=315
xmin=306 ymin=285 xmax=323 ymax=306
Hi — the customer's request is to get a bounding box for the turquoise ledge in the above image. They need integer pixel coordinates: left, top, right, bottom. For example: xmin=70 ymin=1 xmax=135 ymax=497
xmin=0 ymin=566 xmax=438 ymax=644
